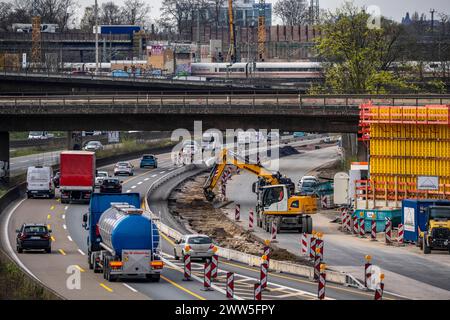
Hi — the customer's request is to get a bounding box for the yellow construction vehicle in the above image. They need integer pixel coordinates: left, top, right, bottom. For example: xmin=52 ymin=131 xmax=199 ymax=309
xmin=203 ymin=148 xmax=316 ymax=233
xmin=419 ymin=206 xmax=450 ymax=254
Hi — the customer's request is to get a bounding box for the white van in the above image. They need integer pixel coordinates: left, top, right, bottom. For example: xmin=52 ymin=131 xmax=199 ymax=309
xmin=28 ymin=131 xmax=53 ymax=140
xmin=26 ymin=166 xmax=55 ymax=199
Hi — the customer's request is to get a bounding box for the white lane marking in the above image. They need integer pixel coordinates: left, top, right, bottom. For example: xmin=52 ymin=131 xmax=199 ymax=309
xmin=151 ymin=174 xmax=157 ymax=177
xmin=62 ymin=214 xmax=65 ymax=219
xmin=20 ymin=160 xmax=28 ymax=163
xmin=144 ymin=178 xmax=150 ymax=181
xmin=78 ymin=249 xmax=86 ymax=256
xmin=2 ymin=199 xmax=43 ymax=284
xmin=63 ymin=224 xmax=67 ymax=230
xmin=131 ymin=186 xmax=137 ymax=189
xmin=160 ymin=171 xmax=166 ymax=174
xmin=67 ymin=235 xmax=73 ymax=242
xmin=137 ymin=182 xmax=143 ymax=185
xmin=64 ymin=206 xmax=68 ymax=210
xmin=126 ymin=190 xmax=131 ymax=193
xmin=123 ymin=283 xmax=138 ymax=293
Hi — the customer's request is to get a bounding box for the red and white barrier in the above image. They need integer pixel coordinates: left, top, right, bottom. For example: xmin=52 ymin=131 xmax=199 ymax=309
xmin=346 ymin=212 xmax=351 ymax=232
xmin=359 ymin=218 xmax=365 ymax=237
xmin=309 ymin=235 xmax=317 ymax=260
xmin=398 ymin=223 xmax=404 ymax=244
xmin=254 ymin=283 xmax=262 ymax=300
xmin=183 ymin=253 xmax=192 ymax=281
xmin=364 ymin=255 xmax=372 ymax=288
xmin=263 ymin=244 xmax=271 ymax=266
xmin=341 ymin=209 xmax=347 ymax=231
xmin=385 ymin=219 xmax=392 ymax=245
xmin=211 ymin=254 xmax=219 ymax=280
xmin=260 ymin=258 xmax=268 ymax=289
xmin=318 ymin=264 xmax=326 ymax=300
xmin=235 ymin=204 xmax=240 ymax=221
xmin=202 ymin=260 xmax=213 ymax=291
xmin=221 ymin=182 xmax=226 ymax=199
xmin=271 ymin=220 xmax=277 ymax=242
xmin=315 ymin=238 xmax=324 ymax=261
xmin=301 ymin=233 xmax=309 ymax=255
xmin=371 ymin=220 xmax=377 ymax=241
xmin=249 ymin=209 xmax=254 ymax=231
xmin=374 ymin=274 xmax=385 ymax=300
xmin=226 ymin=272 xmax=234 ymax=299
xmin=313 ymin=247 xmax=321 ymax=281
xmin=353 ymin=215 xmax=359 ymax=235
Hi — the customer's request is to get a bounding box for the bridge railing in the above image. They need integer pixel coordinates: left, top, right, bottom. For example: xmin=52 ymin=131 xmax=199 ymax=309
xmin=1 ymin=94 xmax=450 ymax=109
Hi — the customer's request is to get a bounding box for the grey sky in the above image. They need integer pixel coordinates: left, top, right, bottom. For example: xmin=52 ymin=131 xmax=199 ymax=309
xmin=47 ymin=0 xmax=450 ymax=25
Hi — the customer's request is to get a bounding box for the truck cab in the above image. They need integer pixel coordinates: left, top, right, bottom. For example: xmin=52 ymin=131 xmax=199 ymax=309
xmin=419 ymin=206 xmax=450 ymax=254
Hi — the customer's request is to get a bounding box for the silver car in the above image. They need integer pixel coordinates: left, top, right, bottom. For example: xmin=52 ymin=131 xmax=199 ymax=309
xmin=95 ymin=171 xmax=109 ymax=187
xmin=174 ymin=234 xmax=215 ymax=261
xmin=114 ymin=161 xmax=134 ymax=176
xmin=84 ymin=140 xmax=104 ymax=151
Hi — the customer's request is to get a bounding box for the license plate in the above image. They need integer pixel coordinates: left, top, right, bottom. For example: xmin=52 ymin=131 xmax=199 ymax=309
xmin=30 ymin=236 xmax=41 ymax=240
xmin=31 ymin=191 xmax=38 ymax=193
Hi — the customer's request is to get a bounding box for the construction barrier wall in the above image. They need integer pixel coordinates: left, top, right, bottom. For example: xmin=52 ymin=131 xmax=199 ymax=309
xmin=359 ymin=104 xmax=450 ymax=204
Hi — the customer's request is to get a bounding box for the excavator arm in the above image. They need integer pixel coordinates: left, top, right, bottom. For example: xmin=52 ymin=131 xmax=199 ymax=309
xmin=203 ymin=148 xmax=288 ymax=201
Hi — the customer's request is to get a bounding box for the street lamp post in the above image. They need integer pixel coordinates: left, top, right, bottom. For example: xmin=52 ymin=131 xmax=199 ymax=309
xmin=94 ymin=0 xmax=99 ymax=74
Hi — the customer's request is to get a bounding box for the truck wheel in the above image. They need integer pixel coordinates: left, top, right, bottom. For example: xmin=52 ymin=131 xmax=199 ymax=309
xmin=88 ymin=253 xmax=93 ymax=270
xmin=423 ymin=240 xmax=431 ymax=254
xmin=306 ymin=216 xmax=313 ymax=234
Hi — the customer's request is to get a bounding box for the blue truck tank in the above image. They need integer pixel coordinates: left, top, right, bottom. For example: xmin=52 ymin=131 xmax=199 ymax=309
xmin=88 ymin=193 xmax=141 ymax=252
xmin=402 ymin=199 xmax=450 ymax=242
xmin=98 ymin=204 xmax=159 ymax=256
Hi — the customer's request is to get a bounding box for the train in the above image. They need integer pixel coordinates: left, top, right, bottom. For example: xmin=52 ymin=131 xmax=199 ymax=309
xmin=190 ymin=62 xmax=323 ymax=80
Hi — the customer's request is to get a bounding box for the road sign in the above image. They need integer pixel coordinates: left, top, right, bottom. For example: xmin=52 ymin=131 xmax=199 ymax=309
xmin=108 ymin=131 xmax=120 ymax=143
xmin=417 ymin=176 xmax=439 ymax=190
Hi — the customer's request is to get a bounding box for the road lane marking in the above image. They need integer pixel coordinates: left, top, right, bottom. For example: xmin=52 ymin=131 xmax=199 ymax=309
xmin=77 ymin=249 xmax=86 ymax=256
xmin=160 ymin=171 xmax=166 ymax=174
xmin=75 ymin=265 xmax=85 ymax=272
xmin=161 ymin=233 xmax=176 ymax=246
xmin=144 ymin=178 xmax=150 ymax=181
xmin=123 ymin=283 xmax=138 ymax=293
xmin=151 ymin=174 xmax=157 ymax=177
xmin=58 ymin=249 xmax=66 ymax=256
xmin=137 ymin=181 xmax=143 ymax=185
xmin=62 ymin=214 xmax=65 ymax=219
xmin=47 ymin=214 xmax=51 ymax=220
xmin=47 ymin=224 xmax=51 ymax=230
xmin=50 ymin=206 xmax=55 ymax=210
xmin=64 ymin=206 xmax=68 ymax=210
xmin=67 ymin=236 xmax=73 ymax=242
xmin=100 ymin=283 xmax=113 ymax=293
xmin=51 ymin=236 xmax=55 ymax=242
xmin=160 ymin=275 xmax=206 ymax=300
xmin=63 ymin=224 xmax=67 ymax=230
xmin=126 ymin=190 xmax=131 ymax=193
xmin=131 ymin=186 xmax=136 ymax=189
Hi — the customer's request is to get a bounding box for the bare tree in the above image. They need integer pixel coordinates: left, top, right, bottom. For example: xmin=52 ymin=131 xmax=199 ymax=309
xmin=101 ymin=2 xmax=122 ymax=25
xmin=79 ymin=5 xmax=95 ymax=32
xmin=121 ymin=0 xmax=151 ymax=25
xmin=0 ymin=2 xmax=14 ymax=31
xmin=208 ymin=0 xmax=225 ymax=35
xmin=274 ymin=0 xmax=309 ymax=26
xmin=160 ymin=0 xmax=197 ymax=33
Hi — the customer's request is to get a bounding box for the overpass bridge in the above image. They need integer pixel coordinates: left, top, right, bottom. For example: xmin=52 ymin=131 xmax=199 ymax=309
xmin=1 ymin=93 xmax=449 ymax=180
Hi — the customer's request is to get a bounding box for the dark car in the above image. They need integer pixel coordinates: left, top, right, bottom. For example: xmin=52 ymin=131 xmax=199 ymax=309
xmin=16 ymin=224 xmax=52 ymax=253
xmin=53 ymin=171 xmax=60 ymax=188
xmin=100 ymin=178 xmax=122 ymax=193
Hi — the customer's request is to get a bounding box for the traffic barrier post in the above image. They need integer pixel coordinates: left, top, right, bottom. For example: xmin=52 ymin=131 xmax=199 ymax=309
xmin=374 ymin=274 xmax=385 ymax=300
xmin=371 ymin=220 xmax=377 ymax=241
xmin=249 ymin=209 xmax=254 ymax=231
xmin=364 ymin=255 xmax=372 ymax=288
xmin=398 ymin=223 xmax=404 ymax=244
xmin=341 ymin=209 xmax=347 ymax=231
xmin=263 ymin=240 xmax=271 ymax=267
xmin=183 ymin=250 xmax=192 ymax=281
xmin=309 ymin=231 xmax=317 ymax=260
xmin=313 ymin=247 xmax=321 ymax=281
xmin=221 ymin=182 xmax=226 ymax=200
xmin=346 ymin=212 xmax=351 ymax=233
xmin=315 ymin=233 xmax=324 ymax=261
xmin=301 ymin=233 xmax=309 ymax=255
xmin=385 ymin=219 xmax=392 ymax=245
xmin=202 ymin=259 xmax=213 ymax=291
xmin=260 ymin=255 xmax=268 ymax=289
xmin=254 ymin=283 xmax=262 ymax=300
xmin=211 ymin=249 xmax=219 ymax=280
xmin=235 ymin=204 xmax=240 ymax=221
xmin=226 ymin=272 xmax=234 ymax=299
xmin=359 ymin=218 xmax=365 ymax=237
xmin=271 ymin=220 xmax=278 ymax=242
xmin=318 ymin=264 xmax=326 ymax=300
xmin=353 ymin=215 xmax=359 ymax=236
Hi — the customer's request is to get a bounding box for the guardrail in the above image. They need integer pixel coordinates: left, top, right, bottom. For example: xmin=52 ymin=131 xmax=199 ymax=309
xmin=144 ymin=164 xmax=365 ymax=289
xmin=2 ymin=94 xmax=450 ymax=109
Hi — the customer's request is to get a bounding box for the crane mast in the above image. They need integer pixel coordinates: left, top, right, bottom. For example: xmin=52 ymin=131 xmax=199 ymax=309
xmin=226 ymin=0 xmax=237 ymax=63
xmin=31 ymin=0 xmax=41 ymax=66
xmin=257 ymin=0 xmax=266 ymax=61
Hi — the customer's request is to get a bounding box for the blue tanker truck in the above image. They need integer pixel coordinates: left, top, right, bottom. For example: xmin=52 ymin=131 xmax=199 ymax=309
xmin=82 ymin=193 xmax=163 ymax=282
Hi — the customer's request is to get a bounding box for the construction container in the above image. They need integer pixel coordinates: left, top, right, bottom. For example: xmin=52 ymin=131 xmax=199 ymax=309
xmin=402 ymin=199 xmax=450 ymax=243
xmin=354 ymin=208 xmax=402 ymax=232
xmin=358 ymin=104 xmax=450 ymax=202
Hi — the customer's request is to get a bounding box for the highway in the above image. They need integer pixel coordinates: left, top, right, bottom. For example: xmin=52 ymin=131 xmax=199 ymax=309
xmin=224 ymin=144 xmax=450 ymax=300
xmin=0 ymin=147 xmax=398 ymax=300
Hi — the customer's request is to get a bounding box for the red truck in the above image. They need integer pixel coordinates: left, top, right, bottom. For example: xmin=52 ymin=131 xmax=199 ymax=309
xmin=60 ymin=151 xmax=95 ymax=204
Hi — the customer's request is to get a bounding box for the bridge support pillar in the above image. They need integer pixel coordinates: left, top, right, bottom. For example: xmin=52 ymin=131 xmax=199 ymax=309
xmin=341 ymin=133 xmax=368 ymax=163
xmin=0 ymin=132 xmax=10 ymax=183
xmin=67 ymin=131 xmax=83 ymax=150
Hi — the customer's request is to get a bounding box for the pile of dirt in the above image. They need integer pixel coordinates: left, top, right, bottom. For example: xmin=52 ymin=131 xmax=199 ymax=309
xmin=169 ymin=174 xmax=311 ymax=265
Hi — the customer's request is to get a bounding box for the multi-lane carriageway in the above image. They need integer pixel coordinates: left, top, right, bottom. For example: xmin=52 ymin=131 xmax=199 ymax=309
xmin=1 ymin=150 xmax=399 ymax=300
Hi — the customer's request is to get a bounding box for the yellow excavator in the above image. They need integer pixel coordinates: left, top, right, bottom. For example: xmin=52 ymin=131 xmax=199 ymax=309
xmin=203 ymin=148 xmax=316 ymax=233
